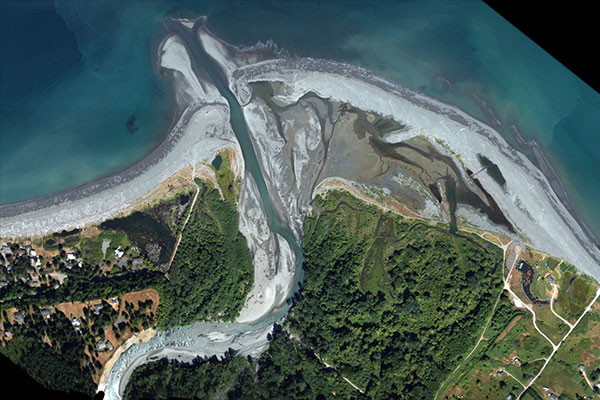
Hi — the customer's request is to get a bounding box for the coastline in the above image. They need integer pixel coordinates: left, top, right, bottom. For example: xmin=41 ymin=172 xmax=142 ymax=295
xmin=2 ymin=25 xmax=597 ymax=276
xmin=0 ymin=19 xmax=595 ymax=399
xmin=0 ymin=29 xmax=235 ymax=238
xmin=231 ymin=57 xmax=600 ymax=279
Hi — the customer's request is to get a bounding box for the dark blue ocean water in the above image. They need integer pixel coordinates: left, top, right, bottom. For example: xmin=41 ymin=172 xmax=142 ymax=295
xmin=1 ymin=0 xmax=599 ymax=240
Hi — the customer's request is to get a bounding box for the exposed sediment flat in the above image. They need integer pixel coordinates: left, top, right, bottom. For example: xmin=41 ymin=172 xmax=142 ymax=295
xmin=231 ymin=58 xmax=600 ymax=280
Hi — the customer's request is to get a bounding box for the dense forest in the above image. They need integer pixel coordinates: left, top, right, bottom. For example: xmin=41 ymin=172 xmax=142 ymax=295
xmin=288 ymin=191 xmax=504 ymax=398
xmin=1 ymin=309 xmax=98 ymax=396
xmin=0 ymin=169 xmax=253 ymax=395
xmin=124 ymin=333 xmax=363 ymax=400
xmin=156 ymin=180 xmax=253 ymax=327
xmin=124 ymin=191 xmax=505 ymax=399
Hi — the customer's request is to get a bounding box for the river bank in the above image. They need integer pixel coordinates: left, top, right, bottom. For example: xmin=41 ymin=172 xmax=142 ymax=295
xmin=1 ymin=16 xmax=599 ymax=400
xmin=0 ymin=28 xmax=234 ymax=239
xmin=230 ymin=57 xmax=600 ymax=281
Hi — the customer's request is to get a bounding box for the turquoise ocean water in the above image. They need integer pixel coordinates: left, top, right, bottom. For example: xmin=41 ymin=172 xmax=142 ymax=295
xmin=1 ymin=0 xmax=599 ymax=240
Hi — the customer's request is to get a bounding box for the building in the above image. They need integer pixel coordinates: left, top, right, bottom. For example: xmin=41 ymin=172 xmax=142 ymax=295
xmin=0 ymin=242 xmax=12 ymax=257
xmin=41 ymin=309 xmax=51 ymax=319
xmin=131 ymin=258 xmax=144 ymax=270
xmin=96 ymin=340 xmax=114 ymax=352
xmin=66 ymin=253 xmax=77 ymax=262
xmin=93 ymin=304 xmax=104 ymax=315
xmin=114 ymin=247 xmax=125 ymax=259
xmin=13 ymin=312 xmax=25 ymax=324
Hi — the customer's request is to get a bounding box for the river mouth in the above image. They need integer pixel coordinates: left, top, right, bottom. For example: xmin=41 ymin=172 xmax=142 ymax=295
xmin=248 ymin=81 xmax=514 ymax=234
xmin=103 ymin=15 xmax=600 ymax=399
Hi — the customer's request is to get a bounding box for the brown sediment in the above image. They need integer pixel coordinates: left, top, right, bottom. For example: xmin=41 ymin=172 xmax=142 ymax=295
xmin=120 ymin=289 xmax=160 ymax=314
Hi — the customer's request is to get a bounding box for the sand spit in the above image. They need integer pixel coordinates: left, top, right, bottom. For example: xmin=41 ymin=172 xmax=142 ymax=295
xmin=0 ymin=33 xmax=236 ymax=239
xmin=0 ymin=104 xmax=236 ymax=239
xmin=231 ymin=58 xmax=600 ymax=280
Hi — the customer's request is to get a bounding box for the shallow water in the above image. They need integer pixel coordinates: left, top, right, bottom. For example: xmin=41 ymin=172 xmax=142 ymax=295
xmin=1 ymin=0 xmax=598 ymax=240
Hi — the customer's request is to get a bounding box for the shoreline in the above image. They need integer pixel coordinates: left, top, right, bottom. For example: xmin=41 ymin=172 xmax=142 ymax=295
xmin=231 ymin=57 xmax=600 ymax=279
xmin=0 ymin=26 xmax=186 ymax=220
xmin=5 ymin=31 xmax=594 ymax=257
xmin=0 ymin=28 xmax=236 ymax=238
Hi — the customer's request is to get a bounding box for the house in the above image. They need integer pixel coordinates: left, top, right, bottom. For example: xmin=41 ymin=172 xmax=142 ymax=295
xmin=93 ymin=304 xmax=104 ymax=315
xmin=13 ymin=312 xmax=25 ymax=324
xmin=109 ymin=297 xmax=119 ymax=306
xmin=549 ymin=394 xmax=558 ymax=400
xmin=96 ymin=340 xmax=114 ymax=352
xmin=546 ymin=274 xmax=555 ymax=284
xmin=71 ymin=317 xmax=82 ymax=333
xmin=41 ymin=309 xmax=51 ymax=319
xmin=35 ymin=258 xmax=42 ymax=267
xmin=66 ymin=253 xmax=77 ymax=262
xmin=30 ymin=250 xmax=36 ymax=257
xmin=497 ymin=369 xmax=504 ymax=377
xmin=0 ymin=242 xmax=12 ymax=257
xmin=114 ymin=247 xmax=125 ymax=259
xmin=579 ymin=364 xmax=585 ymax=372
xmin=117 ymin=256 xmax=128 ymax=269
xmin=513 ymin=357 xmax=521 ymax=367
xmin=132 ymin=258 xmax=143 ymax=270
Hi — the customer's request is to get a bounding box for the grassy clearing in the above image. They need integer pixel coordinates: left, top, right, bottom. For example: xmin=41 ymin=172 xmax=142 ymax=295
xmin=555 ymin=263 xmax=596 ymax=322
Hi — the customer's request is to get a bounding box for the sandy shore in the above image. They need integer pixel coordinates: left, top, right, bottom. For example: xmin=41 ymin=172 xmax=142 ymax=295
xmin=97 ymin=328 xmax=156 ymax=392
xmin=0 ymin=33 xmax=237 ymax=239
xmin=231 ymin=58 xmax=600 ymax=281
xmin=3 ymin=18 xmax=599 ymax=399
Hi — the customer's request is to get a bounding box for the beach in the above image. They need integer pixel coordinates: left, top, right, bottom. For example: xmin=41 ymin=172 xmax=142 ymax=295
xmin=230 ymin=57 xmax=600 ymax=281
xmin=1 ymin=19 xmax=599 ymax=399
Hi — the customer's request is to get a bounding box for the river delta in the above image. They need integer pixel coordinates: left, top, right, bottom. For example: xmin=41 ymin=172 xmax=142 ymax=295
xmin=1 ymin=15 xmax=599 ymax=400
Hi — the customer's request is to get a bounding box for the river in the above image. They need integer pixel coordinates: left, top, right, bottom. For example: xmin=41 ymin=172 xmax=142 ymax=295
xmin=103 ymin=20 xmax=305 ymax=400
